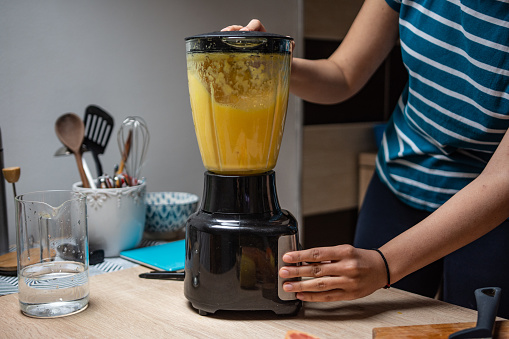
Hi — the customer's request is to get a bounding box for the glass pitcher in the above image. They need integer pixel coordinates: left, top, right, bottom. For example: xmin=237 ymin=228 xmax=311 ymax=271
xmin=186 ymin=31 xmax=293 ymax=175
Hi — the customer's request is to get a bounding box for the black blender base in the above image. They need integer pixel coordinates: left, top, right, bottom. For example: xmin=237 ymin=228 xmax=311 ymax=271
xmin=190 ymin=300 xmax=302 ymax=316
xmin=185 ymin=171 xmax=302 ymax=318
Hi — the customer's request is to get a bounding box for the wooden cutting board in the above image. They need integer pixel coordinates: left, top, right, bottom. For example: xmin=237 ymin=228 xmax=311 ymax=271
xmin=0 ymin=251 xmax=17 ymax=271
xmin=373 ymin=320 xmax=509 ymax=338
xmin=0 ymin=248 xmax=57 ymax=271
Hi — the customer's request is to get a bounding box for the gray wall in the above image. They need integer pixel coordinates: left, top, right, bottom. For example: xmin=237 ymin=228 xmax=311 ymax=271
xmin=0 ymin=0 xmax=303 ymax=245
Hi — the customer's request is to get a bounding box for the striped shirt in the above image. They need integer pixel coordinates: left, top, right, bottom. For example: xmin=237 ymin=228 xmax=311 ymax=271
xmin=378 ymin=0 xmax=509 ymax=212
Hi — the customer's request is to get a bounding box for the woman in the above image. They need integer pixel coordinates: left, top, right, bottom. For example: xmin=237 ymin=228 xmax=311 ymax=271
xmin=223 ymin=0 xmax=509 ymax=316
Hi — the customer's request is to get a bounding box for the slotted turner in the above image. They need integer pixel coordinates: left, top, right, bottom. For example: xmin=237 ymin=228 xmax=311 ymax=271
xmin=83 ymin=105 xmax=114 ymax=177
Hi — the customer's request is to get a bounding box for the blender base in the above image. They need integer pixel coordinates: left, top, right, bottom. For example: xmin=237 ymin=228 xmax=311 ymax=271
xmin=189 ymin=299 xmax=302 ymax=316
xmin=184 ymin=171 xmax=302 ymax=316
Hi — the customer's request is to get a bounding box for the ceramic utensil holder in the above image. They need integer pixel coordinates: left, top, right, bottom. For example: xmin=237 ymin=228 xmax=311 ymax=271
xmin=72 ymin=182 xmax=146 ymax=257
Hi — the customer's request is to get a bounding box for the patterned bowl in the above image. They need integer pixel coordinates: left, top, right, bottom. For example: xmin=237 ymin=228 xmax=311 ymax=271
xmin=144 ymin=192 xmax=199 ymax=240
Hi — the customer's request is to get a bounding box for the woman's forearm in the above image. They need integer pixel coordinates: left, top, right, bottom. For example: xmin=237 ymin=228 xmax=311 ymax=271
xmin=290 ymin=0 xmax=399 ymax=105
xmin=290 ymin=57 xmax=354 ymax=104
xmin=381 ymin=135 xmax=509 ymax=284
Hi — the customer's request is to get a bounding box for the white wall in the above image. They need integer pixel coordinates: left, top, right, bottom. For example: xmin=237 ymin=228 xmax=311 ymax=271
xmin=0 ymin=0 xmax=303 ymax=245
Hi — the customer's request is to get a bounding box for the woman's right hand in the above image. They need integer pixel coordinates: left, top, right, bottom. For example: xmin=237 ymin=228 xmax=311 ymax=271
xmin=221 ymin=19 xmax=294 ymax=56
xmin=221 ymin=19 xmax=267 ymax=32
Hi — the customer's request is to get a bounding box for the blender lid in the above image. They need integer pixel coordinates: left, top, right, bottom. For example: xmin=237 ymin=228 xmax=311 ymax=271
xmin=185 ymin=30 xmax=293 ymax=41
xmin=185 ymin=31 xmax=293 ymax=53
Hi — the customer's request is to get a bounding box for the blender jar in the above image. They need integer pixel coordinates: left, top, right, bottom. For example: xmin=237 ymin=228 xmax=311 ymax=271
xmin=185 ymin=31 xmax=293 ymax=175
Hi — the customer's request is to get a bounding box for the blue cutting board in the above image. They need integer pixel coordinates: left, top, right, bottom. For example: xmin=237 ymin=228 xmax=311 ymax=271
xmin=120 ymin=239 xmax=185 ymax=271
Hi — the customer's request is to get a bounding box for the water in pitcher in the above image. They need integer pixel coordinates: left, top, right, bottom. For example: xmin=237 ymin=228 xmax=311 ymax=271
xmin=18 ymin=261 xmax=89 ymax=318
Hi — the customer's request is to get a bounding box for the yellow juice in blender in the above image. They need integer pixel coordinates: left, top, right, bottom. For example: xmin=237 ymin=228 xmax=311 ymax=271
xmin=187 ymin=52 xmax=291 ymax=175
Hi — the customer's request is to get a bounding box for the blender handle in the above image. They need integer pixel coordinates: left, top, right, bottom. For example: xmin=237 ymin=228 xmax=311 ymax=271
xmin=278 ymin=235 xmax=300 ymax=301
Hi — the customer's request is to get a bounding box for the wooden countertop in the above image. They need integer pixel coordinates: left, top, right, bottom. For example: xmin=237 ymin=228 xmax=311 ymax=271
xmin=0 ymin=265 xmax=480 ymax=338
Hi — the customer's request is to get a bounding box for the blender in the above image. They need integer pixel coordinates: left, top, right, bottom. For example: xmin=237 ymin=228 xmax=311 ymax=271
xmin=184 ymin=31 xmax=301 ymax=316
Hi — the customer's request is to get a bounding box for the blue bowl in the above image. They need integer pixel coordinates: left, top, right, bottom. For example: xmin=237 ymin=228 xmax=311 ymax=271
xmin=145 ymin=192 xmax=199 ymax=239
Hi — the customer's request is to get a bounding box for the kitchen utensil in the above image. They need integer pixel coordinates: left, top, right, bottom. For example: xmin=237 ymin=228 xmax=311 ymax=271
xmin=2 ymin=166 xmax=20 ymax=197
xmin=82 ymin=157 xmax=97 ymax=189
xmin=55 ymin=113 xmax=90 ymax=188
xmin=449 ymin=287 xmax=502 ymax=339
xmin=54 ymin=146 xmax=96 ymax=188
xmin=0 ymin=248 xmax=59 ymax=276
xmin=116 ymin=129 xmax=132 ymax=175
xmin=117 ymin=116 xmax=149 ymax=182
xmin=373 ymin=287 xmax=504 ymax=339
xmin=83 ymin=105 xmax=114 ymax=177
xmin=72 ymin=181 xmax=146 ymax=257
xmin=53 ymin=144 xmax=88 ymax=157
xmin=138 ymin=271 xmax=185 ymax=280
xmin=186 ymin=31 xmax=291 ymax=175
xmin=373 ymin=321 xmax=509 ymax=338
xmin=184 ymin=31 xmax=298 ymax=316
xmin=16 ymin=190 xmax=88 ymax=318
xmin=120 ymin=239 xmax=184 ymax=271
xmin=0 ymin=251 xmax=17 ymax=274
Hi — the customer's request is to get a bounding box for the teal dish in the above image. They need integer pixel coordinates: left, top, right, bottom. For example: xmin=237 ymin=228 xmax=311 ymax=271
xmin=145 ymin=192 xmax=199 ymax=239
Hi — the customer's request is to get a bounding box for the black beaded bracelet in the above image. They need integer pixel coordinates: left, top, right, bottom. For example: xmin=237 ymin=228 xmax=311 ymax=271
xmin=372 ymin=248 xmax=391 ymax=289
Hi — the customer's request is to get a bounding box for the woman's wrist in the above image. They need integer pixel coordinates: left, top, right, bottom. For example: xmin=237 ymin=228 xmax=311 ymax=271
xmin=371 ymin=248 xmax=391 ymax=288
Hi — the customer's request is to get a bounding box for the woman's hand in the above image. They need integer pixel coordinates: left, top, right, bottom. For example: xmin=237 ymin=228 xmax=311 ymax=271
xmin=279 ymin=245 xmax=389 ymax=302
xmin=221 ymin=19 xmax=267 ymax=32
xmin=221 ymin=19 xmax=294 ymax=59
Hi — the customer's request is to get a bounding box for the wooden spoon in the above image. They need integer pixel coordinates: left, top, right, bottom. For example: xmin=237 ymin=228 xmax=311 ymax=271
xmin=55 ymin=113 xmax=90 ymax=188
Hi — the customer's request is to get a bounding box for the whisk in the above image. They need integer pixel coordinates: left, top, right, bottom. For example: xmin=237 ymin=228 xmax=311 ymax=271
xmin=117 ymin=116 xmax=149 ymax=184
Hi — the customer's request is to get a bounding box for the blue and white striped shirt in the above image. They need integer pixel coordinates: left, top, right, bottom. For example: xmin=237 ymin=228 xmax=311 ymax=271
xmin=378 ymin=0 xmax=509 ymax=212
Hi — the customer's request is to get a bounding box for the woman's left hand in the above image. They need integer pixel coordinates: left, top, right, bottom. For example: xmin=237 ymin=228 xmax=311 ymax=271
xmin=279 ymin=245 xmax=388 ymax=302
xmin=221 ymin=19 xmax=267 ymax=32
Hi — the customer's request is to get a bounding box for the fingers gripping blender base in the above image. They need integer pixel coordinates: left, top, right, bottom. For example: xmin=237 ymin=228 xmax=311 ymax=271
xmin=184 ymin=31 xmax=301 ymax=316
